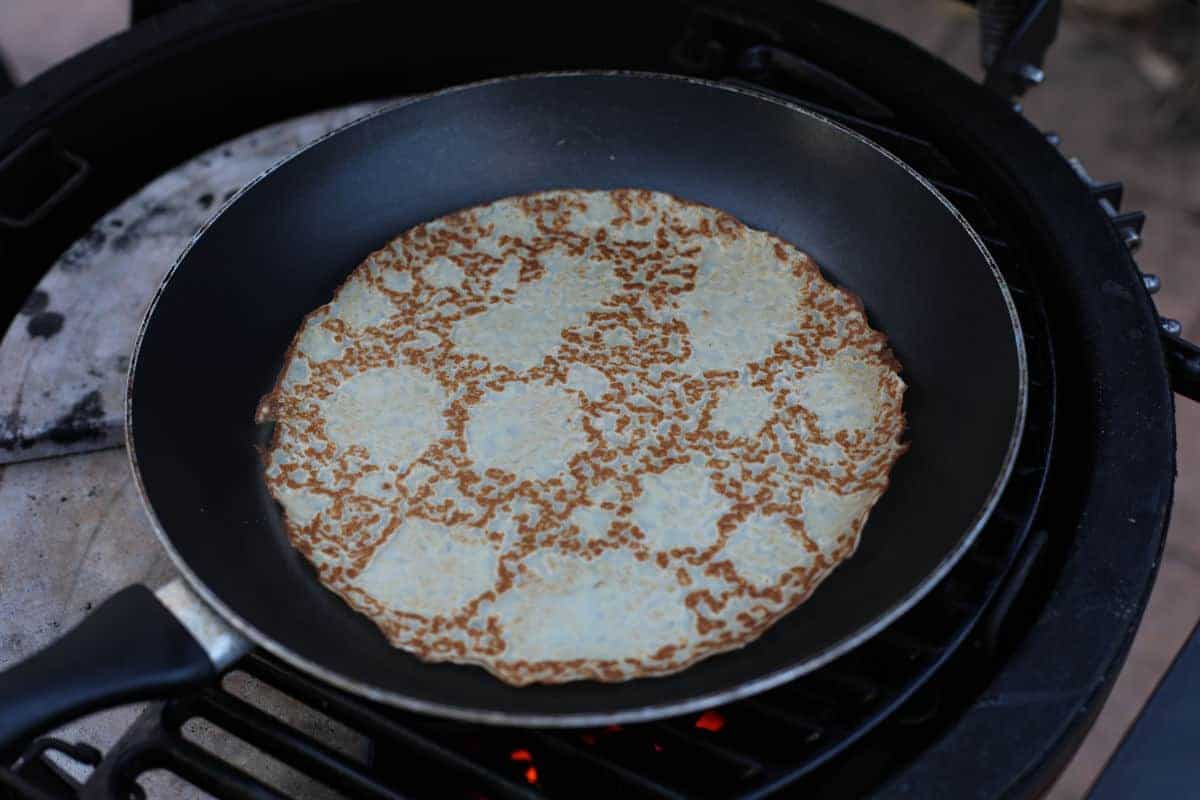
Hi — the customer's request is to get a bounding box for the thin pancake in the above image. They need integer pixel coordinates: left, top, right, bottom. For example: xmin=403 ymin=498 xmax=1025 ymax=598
xmin=257 ymin=189 xmax=907 ymax=685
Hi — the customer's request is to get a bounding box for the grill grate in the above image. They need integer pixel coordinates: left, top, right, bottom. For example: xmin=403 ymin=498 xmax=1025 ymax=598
xmin=1 ymin=27 xmax=1057 ymax=800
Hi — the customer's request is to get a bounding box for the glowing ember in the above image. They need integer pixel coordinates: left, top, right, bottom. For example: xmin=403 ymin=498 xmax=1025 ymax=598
xmin=653 ymin=743 xmax=664 ymax=752
xmin=524 ymin=766 xmax=539 ymax=785
xmin=580 ymin=734 xmax=597 ymax=745
xmin=509 ymin=749 xmax=533 ymax=763
xmin=694 ymin=711 xmax=726 ymax=732
xmin=604 ymin=724 xmax=622 ymax=733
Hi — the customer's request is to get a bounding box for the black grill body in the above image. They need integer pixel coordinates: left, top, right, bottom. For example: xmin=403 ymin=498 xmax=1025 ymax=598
xmin=0 ymin=2 xmax=1172 ymax=798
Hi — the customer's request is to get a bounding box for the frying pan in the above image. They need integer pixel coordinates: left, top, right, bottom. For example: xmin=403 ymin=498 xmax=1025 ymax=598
xmin=0 ymin=72 xmax=1025 ymax=746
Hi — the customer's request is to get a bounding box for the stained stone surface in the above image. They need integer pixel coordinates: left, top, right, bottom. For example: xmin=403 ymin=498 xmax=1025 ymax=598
xmin=0 ymin=101 xmax=389 ymax=464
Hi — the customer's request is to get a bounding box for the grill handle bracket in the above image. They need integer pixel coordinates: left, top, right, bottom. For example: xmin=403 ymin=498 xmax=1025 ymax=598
xmin=0 ymin=582 xmax=245 ymax=759
xmin=979 ymin=0 xmax=1062 ymax=98
xmin=1162 ymin=332 xmax=1200 ymax=402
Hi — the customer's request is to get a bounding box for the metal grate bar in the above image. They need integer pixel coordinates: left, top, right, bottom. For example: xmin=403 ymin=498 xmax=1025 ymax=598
xmin=757 ymin=690 xmax=856 ymax=737
xmin=648 ymin=720 xmax=765 ymax=772
xmin=927 ymin=179 xmax=980 ymax=204
xmin=239 ymin=656 xmax=539 ymax=800
xmin=712 ymin=702 xmax=831 ymax=768
xmin=788 ymin=97 xmax=936 ymax=151
xmin=531 ymin=731 xmax=692 ymax=800
xmin=930 ymin=181 xmax=999 ymax=234
xmin=738 ymin=699 xmax=827 ymax=741
xmin=9 ymin=753 xmax=80 ymax=800
xmin=155 ymin=739 xmax=288 ymax=800
xmin=978 ymin=233 xmax=1012 ymax=252
xmin=191 ymin=689 xmax=404 ymax=800
xmin=873 ymin=629 xmax=945 ymax=663
xmin=540 ymin=724 xmax=754 ymax=799
xmin=0 ymin=767 xmax=61 ymax=800
xmin=780 ymin=672 xmax=883 ymax=714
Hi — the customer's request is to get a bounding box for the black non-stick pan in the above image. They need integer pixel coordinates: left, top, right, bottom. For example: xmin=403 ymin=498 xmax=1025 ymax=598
xmin=0 ymin=73 xmax=1025 ymax=746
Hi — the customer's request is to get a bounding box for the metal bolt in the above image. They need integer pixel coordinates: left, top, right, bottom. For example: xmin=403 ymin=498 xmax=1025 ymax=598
xmin=1142 ymin=274 xmax=1161 ymax=294
xmin=1121 ymin=226 xmax=1142 ymax=252
xmin=1067 ymin=156 xmax=1094 ymax=185
xmin=1161 ymin=318 xmax=1182 ymax=337
xmin=1017 ymin=64 xmax=1045 ymax=86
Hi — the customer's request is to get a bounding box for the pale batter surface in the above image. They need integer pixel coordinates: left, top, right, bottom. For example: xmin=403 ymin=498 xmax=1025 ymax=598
xmin=258 ymin=189 xmax=907 ymax=685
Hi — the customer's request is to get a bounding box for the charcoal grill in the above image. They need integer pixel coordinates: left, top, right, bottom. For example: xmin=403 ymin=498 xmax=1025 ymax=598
xmin=0 ymin=1 xmax=1182 ymax=797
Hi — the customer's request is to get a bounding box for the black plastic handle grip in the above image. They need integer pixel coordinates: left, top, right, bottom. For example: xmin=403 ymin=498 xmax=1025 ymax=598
xmin=0 ymin=585 xmax=216 ymax=755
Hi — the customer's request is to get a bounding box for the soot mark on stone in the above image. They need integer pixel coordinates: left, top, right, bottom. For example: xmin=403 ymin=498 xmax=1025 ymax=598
xmin=198 ymin=192 xmax=214 ymax=209
xmin=112 ymin=204 xmax=173 ymax=252
xmin=45 ymin=390 xmax=105 ymax=445
xmin=0 ymin=411 xmax=23 ymax=449
xmin=58 ymin=228 xmax=107 ymax=272
xmin=20 ymin=290 xmax=49 ymax=315
xmin=27 ymin=311 xmax=64 ymax=339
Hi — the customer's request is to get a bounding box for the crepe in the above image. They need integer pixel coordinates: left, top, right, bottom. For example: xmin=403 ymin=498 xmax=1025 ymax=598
xmin=257 ymin=189 xmax=907 ymax=685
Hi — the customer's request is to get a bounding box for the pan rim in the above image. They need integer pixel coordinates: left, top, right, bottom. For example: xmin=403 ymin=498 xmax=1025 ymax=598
xmin=125 ymin=69 xmax=1028 ymax=727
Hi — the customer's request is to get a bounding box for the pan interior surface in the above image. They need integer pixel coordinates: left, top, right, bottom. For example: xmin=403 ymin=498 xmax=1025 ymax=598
xmin=129 ymin=73 xmax=1023 ymax=725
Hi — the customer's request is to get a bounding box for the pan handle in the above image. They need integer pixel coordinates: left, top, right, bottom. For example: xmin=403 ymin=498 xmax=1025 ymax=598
xmin=0 ymin=579 xmax=250 ymax=755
